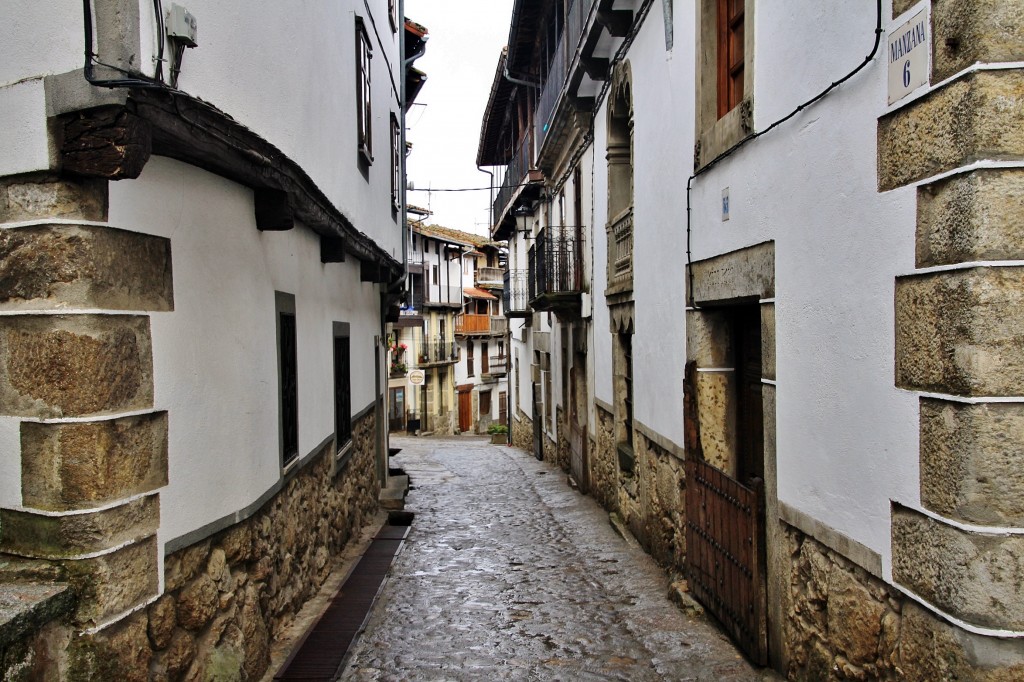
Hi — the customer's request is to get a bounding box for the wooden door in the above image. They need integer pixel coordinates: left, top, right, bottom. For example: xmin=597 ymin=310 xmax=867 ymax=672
xmin=458 ymin=386 xmax=472 ymax=433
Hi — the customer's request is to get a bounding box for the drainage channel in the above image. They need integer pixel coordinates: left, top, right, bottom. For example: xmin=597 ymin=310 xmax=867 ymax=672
xmin=273 ymin=511 xmax=414 ymax=681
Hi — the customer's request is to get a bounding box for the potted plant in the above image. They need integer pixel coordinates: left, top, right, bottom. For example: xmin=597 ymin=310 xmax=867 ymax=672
xmin=487 ymin=422 xmax=509 ymax=444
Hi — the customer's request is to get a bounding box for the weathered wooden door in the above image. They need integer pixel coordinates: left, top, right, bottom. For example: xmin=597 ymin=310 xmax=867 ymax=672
xmin=685 ymin=458 xmax=767 ymax=665
xmin=458 ymin=386 xmax=472 ymax=433
xmin=684 ymin=303 xmax=767 ymax=664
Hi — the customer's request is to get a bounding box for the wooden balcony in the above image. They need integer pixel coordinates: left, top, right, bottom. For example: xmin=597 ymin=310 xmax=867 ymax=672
xmin=456 ymin=314 xmax=508 ymax=336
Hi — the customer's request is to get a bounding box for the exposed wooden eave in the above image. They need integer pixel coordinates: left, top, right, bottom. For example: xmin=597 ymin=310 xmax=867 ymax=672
xmin=60 ymin=90 xmax=402 ymax=284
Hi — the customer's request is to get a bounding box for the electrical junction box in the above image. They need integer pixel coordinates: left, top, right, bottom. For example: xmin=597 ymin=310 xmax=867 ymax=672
xmin=167 ymin=4 xmax=198 ymax=47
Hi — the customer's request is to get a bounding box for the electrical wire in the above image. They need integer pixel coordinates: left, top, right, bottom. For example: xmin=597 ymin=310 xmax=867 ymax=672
xmin=685 ymin=0 xmax=884 ymax=307
xmin=408 ymin=183 xmax=535 ymax=193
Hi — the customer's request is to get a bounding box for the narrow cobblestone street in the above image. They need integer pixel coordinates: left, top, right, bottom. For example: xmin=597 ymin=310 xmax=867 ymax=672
xmin=342 ymin=436 xmax=774 ymax=681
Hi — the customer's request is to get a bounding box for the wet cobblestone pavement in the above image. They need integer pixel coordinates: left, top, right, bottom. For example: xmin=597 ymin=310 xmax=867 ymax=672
xmin=342 ymin=435 xmax=775 ymax=681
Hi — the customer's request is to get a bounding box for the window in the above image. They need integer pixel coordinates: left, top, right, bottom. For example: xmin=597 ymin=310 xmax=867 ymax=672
xmin=432 ymin=264 xmax=439 ymax=286
xmin=276 ymin=292 xmax=298 ymax=467
xmin=696 ymin=0 xmax=752 ymax=168
xmin=334 ymin=322 xmax=352 ymax=455
xmin=482 ymin=342 xmax=490 ymax=374
xmin=480 ymin=390 xmax=492 ymax=416
xmin=717 ymin=0 xmax=744 ymax=118
xmin=467 ymin=341 xmax=475 ymax=377
xmin=391 ymin=113 xmax=401 ymax=211
xmin=356 ymin=17 xmax=373 ymax=164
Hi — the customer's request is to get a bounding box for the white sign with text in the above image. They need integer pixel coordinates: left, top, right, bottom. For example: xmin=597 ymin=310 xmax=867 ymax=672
xmin=888 ymin=9 xmax=930 ymax=105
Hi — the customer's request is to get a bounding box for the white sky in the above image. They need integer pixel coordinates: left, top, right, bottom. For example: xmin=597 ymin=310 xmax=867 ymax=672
xmin=405 ymin=0 xmax=516 ymax=236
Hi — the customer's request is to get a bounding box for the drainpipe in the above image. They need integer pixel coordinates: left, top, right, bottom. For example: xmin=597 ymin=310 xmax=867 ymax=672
xmin=477 ymin=166 xmax=495 ymax=235
xmin=503 ymin=65 xmax=539 ymax=89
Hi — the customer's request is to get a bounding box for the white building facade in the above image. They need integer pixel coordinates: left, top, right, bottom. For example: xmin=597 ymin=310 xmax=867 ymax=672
xmin=480 ymin=0 xmax=1024 ymax=677
xmin=0 ymin=0 xmax=423 ymax=678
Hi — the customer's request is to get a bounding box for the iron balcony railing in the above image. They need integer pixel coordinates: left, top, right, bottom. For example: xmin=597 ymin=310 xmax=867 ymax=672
xmin=493 ymin=132 xmax=532 ymax=226
xmin=486 ymin=355 xmax=508 ymax=376
xmin=529 ymin=226 xmax=585 ymax=301
xmin=477 ymin=266 xmax=504 ymax=287
xmin=417 ymin=338 xmax=459 ymax=365
xmin=608 ymin=208 xmax=634 ymax=291
xmin=504 ymin=269 xmax=531 ymax=315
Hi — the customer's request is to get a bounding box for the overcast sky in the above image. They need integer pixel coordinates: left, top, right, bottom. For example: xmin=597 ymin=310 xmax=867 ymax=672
xmin=405 ymin=1 xmax=516 ymax=235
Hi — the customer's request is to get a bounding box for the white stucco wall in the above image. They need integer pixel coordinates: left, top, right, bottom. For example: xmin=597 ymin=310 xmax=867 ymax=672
xmin=107 ymin=156 xmax=382 ymax=545
xmin=0 ymin=0 xmax=402 ymax=257
xmin=0 ymin=80 xmax=51 ymax=178
xmin=683 ymin=1 xmax=920 ymax=573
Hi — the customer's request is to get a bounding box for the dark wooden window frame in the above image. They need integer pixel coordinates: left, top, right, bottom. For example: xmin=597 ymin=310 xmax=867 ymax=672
xmin=356 ymin=17 xmax=373 ymax=165
xmin=717 ymin=0 xmax=745 ymax=118
xmin=480 ymin=389 xmax=492 ymax=416
xmin=276 ymin=291 xmax=299 ymax=469
xmin=467 ymin=340 xmax=475 ymax=377
xmin=334 ymin=321 xmax=353 ymax=464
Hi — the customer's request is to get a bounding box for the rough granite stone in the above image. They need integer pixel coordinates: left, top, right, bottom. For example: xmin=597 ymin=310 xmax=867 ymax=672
xmin=20 ymin=411 xmax=168 ymax=512
xmin=892 ymin=0 xmax=916 ymax=19
xmin=0 ymin=224 xmax=173 ymax=311
xmin=146 ymin=595 xmax=176 ymax=651
xmin=931 ymin=0 xmax=1024 ymax=83
xmin=67 ymin=607 xmax=151 ymax=682
xmin=0 ymin=495 xmax=159 ymax=559
xmin=176 ymin=573 xmax=218 ymax=632
xmin=879 ymin=71 xmax=1024 ymax=191
xmin=892 ymin=506 xmax=1024 ymax=630
xmin=0 ymin=314 xmax=153 ymax=418
xmin=895 ymin=267 xmax=1024 ymax=396
xmin=0 ymin=176 xmax=107 ymax=224
xmin=899 ymin=602 xmax=1024 ymax=681
xmin=688 ymin=241 xmax=775 ymax=306
xmin=917 ymin=169 xmax=1024 ymax=267
xmin=62 ymin=537 xmax=159 ymax=628
xmin=920 ymin=398 xmax=1024 ymax=526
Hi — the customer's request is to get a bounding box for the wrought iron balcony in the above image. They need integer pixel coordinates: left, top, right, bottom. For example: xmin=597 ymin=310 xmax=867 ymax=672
xmin=486 ymin=355 xmax=508 ymax=376
xmin=503 ymin=269 xmax=531 ymax=317
xmin=417 ymin=338 xmax=459 ymax=366
xmin=528 ymin=226 xmax=585 ymax=316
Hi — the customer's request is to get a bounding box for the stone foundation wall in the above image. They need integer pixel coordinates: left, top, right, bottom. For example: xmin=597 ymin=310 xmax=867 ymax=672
xmin=555 ymin=407 xmax=570 ymax=473
xmin=590 ymin=405 xmax=618 ymax=513
xmin=624 ymin=431 xmax=686 ymax=570
xmin=785 ymin=524 xmax=1024 ymax=681
xmin=511 ymin=409 xmax=533 ymax=451
xmin=70 ymin=411 xmax=380 ymax=682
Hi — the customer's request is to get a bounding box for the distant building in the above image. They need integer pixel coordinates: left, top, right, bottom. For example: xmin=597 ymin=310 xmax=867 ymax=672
xmin=0 ymin=1 xmax=425 ymax=678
